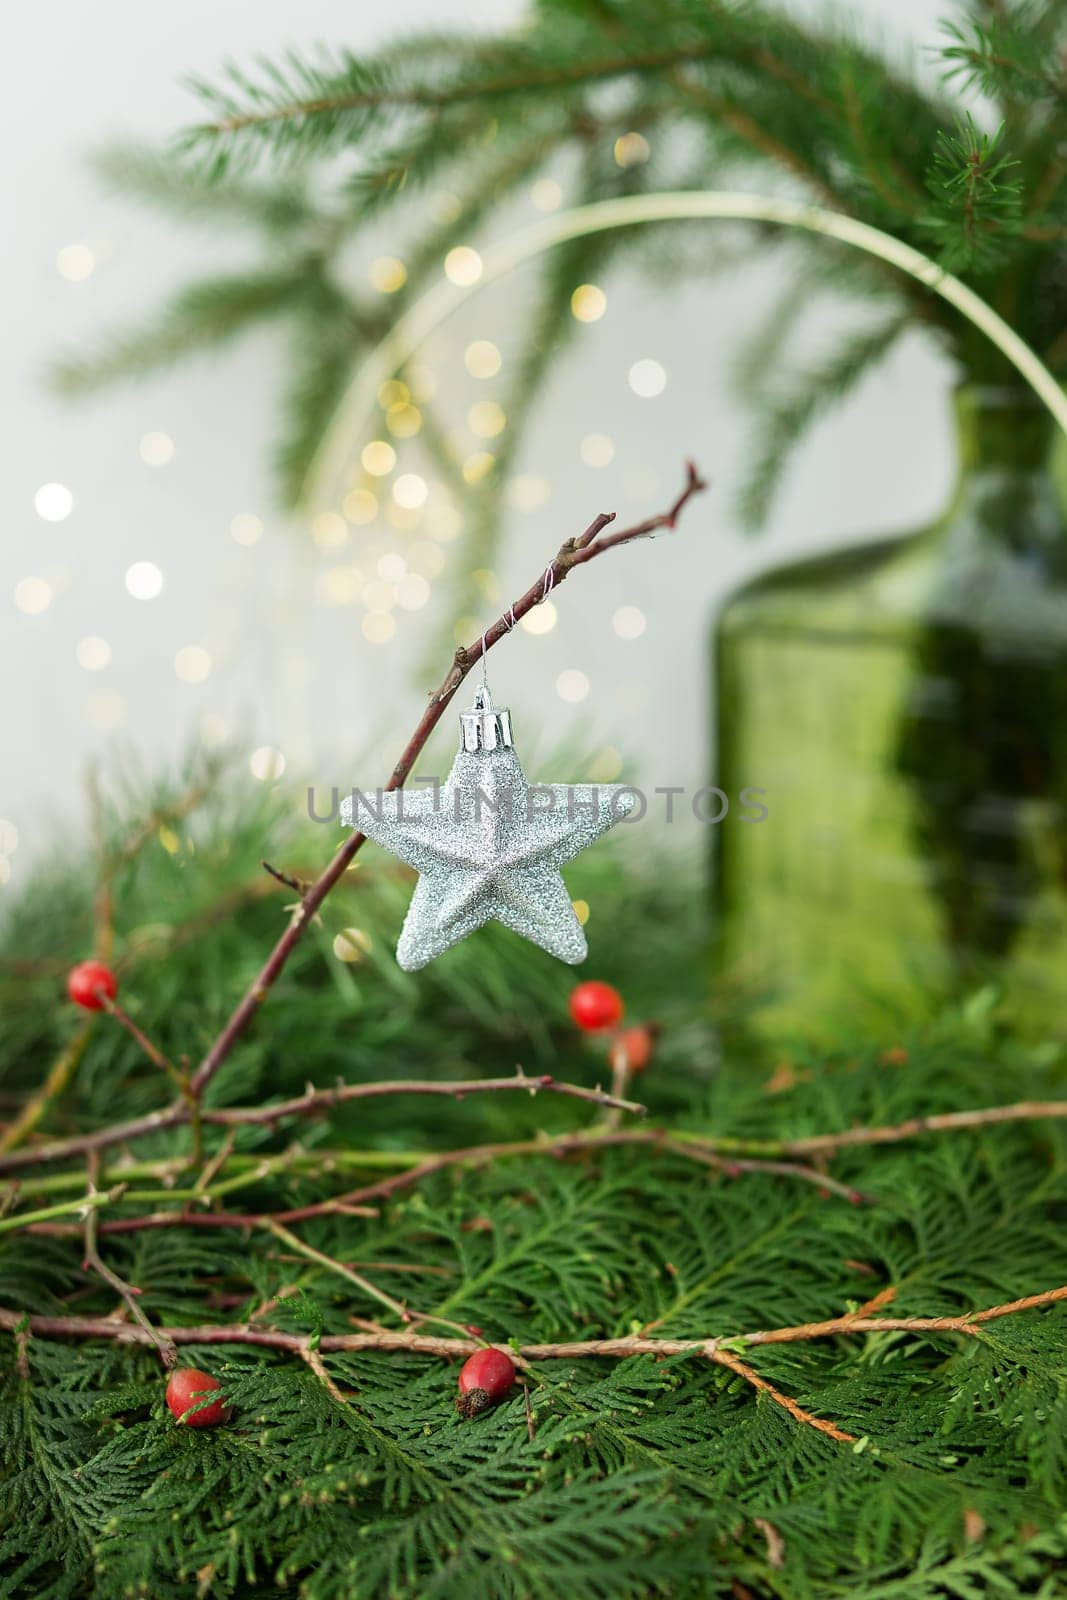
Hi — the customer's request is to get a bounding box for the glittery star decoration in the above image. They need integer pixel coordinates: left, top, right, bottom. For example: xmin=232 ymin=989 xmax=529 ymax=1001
xmin=340 ymin=687 xmax=634 ymax=970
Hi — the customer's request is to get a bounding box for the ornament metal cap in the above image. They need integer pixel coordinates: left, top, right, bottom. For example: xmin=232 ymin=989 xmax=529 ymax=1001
xmin=460 ymin=684 xmax=513 ymax=752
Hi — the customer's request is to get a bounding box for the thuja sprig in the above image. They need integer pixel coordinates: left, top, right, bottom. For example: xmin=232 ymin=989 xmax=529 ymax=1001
xmin=6 ymin=458 xmax=1067 ymax=1475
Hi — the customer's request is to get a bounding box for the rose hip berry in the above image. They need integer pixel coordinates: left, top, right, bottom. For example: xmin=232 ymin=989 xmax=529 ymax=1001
xmin=66 ymin=960 xmax=118 ymax=1011
xmin=568 ymin=980 xmax=624 ymax=1033
xmin=456 ymin=1348 xmax=516 ymax=1417
xmin=612 ymin=1024 xmax=656 ymax=1072
xmin=165 ymin=1367 xmax=230 ymax=1428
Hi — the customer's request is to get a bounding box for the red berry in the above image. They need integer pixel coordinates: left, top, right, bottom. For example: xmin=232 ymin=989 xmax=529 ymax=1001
xmin=568 ymin=980 xmax=624 ymax=1033
xmin=67 ymin=960 xmax=118 ymax=1012
xmin=611 ymin=1025 xmax=656 ymax=1073
xmin=456 ymin=1348 xmax=515 ymax=1417
xmin=165 ymin=1367 xmax=230 ymax=1428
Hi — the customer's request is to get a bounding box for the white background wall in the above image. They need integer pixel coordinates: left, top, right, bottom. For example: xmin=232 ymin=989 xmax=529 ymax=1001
xmin=3 ymin=0 xmax=955 ymax=887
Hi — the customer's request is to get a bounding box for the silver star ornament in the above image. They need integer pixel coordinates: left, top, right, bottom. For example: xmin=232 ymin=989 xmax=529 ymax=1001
xmin=340 ymin=685 xmax=635 ymax=970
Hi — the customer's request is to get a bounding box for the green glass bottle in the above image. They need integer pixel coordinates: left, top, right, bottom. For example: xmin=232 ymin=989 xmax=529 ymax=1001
xmin=713 ymin=386 xmax=1067 ymax=1043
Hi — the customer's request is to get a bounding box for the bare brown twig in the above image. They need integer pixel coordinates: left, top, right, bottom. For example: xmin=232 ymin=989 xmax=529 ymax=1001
xmin=193 ymin=1132 xmax=236 ymax=1194
xmin=779 ymin=1101 xmax=1067 ymax=1155
xmin=10 ymin=1086 xmax=1067 ymax=1223
xmin=711 ymin=1347 xmax=855 ymax=1442
xmin=207 ymin=1071 xmax=644 ymax=1128
xmin=12 ymin=1322 xmax=31 ymax=1380
xmin=11 ymin=1079 xmax=1064 ymax=1206
xmin=4 ymin=1285 xmax=1063 ymax=1443
xmin=19 ymin=1125 xmax=866 ymax=1241
xmin=99 ymin=997 xmax=183 ymax=1090
xmin=299 ymin=1342 xmax=350 ymax=1406
xmin=187 ymin=463 xmax=706 ymax=1102
xmin=658 ymin=1139 xmax=869 ymax=1205
xmin=0 ymin=1073 xmax=644 ymax=1177
xmin=261 ymin=860 xmax=306 ymax=894
xmin=81 ymin=1155 xmax=177 ymax=1368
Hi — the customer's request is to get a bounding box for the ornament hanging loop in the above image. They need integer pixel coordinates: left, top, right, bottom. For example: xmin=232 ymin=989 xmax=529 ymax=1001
xmin=461 ymin=678 xmax=514 ymax=752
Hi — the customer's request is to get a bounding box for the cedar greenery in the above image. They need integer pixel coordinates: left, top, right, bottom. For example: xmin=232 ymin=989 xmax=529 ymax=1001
xmin=2 ymin=756 xmax=1067 ymax=1597
xmin=54 ymin=0 xmax=1067 ymax=571
xmin=19 ymin=8 xmax=1067 ymax=1590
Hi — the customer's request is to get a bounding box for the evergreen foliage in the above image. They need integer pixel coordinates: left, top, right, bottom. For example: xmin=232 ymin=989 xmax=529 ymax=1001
xmin=53 ymin=0 xmax=1067 ymax=557
xmin=1 ymin=757 xmax=1067 ymax=1597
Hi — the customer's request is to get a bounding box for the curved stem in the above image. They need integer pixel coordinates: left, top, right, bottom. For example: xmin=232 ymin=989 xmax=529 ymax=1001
xmin=302 ymin=189 xmax=1067 ymax=510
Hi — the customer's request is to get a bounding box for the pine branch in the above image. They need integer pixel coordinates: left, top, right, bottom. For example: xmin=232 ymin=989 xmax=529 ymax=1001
xmin=941 ymin=11 xmax=1067 ymax=106
xmin=346 ymin=101 xmax=556 ymax=221
xmin=414 ymin=132 xmax=667 ymax=641
xmin=273 ymin=294 xmax=369 ymax=504
xmin=51 ymin=269 xmax=313 ymax=394
xmin=91 ymin=142 xmax=316 ymax=230
xmin=922 ymin=114 xmax=1023 ymax=273
xmin=835 ymin=55 xmax=928 ymax=215
xmin=737 ymin=311 xmax=908 ymax=529
xmin=182 ymin=40 xmax=739 ymax=162
xmin=54 ymin=0 xmax=1067 ymax=552
xmin=668 ymin=68 xmax=843 ymax=208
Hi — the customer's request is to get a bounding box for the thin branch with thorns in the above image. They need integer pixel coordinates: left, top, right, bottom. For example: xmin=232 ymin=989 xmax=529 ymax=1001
xmin=0 ymin=469 xmax=704 ymax=1189
xmin=4 ymin=1284 xmax=1064 ymax=1444
xmin=0 ymin=464 xmax=703 ymax=1195
xmin=20 ymin=1127 xmax=869 ymax=1240
xmin=189 ymin=461 xmax=706 ymax=1101
xmin=0 ymin=1072 xmax=645 ymax=1176
xmin=12 ymin=1089 xmax=1067 ymax=1229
